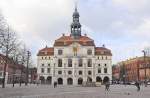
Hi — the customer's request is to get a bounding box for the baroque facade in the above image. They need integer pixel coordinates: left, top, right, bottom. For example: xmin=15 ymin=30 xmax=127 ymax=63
xmin=37 ymin=7 xmax=112 ymax=85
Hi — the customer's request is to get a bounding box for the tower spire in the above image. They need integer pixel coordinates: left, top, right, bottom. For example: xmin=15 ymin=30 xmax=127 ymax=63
xmin=75 ymin=1 xmax=77 ymax=11
xmin=70 ymin=4 xmax=82 ymax=39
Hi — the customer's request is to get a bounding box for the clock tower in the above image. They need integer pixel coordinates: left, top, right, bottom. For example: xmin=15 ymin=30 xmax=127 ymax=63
xmin=71 ymin=6 xmax=81 ymax=39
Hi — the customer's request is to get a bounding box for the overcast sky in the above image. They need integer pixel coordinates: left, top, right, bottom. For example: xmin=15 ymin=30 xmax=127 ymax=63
xmin=0 ymin=0 xmax=150 ymax=65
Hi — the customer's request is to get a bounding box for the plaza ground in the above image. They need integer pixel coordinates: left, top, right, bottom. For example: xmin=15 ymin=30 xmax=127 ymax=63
xmin=0 ymin=84 xmax=150 ymax=98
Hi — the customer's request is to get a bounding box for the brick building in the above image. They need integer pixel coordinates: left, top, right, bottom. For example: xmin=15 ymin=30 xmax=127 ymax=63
xmin=112 ymin=56 xmax=150 ymax=82
xmin=0 ymin=54 xmax=26 ymax=84
xmin=28 ymin=67 xmax=37 ymax=83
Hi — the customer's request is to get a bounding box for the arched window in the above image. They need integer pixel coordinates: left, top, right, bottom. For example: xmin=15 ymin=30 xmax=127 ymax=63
xmin=67 ymin=78 xmax=73 ymax=85
xmin=78 ymin=78 xmax=83 ymax=85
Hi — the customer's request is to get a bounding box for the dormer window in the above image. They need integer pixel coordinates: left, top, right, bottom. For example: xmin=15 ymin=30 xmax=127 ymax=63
xmin=58 ymin=49 xmax=63 ymax=55
xmin=87 ymin=49 xmax=92 ymax=55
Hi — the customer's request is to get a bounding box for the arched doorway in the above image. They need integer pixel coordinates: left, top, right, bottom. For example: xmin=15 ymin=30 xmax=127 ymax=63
xmin=57 ymin=78 xmax=63 ymax=85
xmin=103 ymin=76 xmax=109 ymax=83
xmin=39 ymin=76 xmax=45 ymax=84
xmin=67 ymin=78 xmax=73 ymax=85
xmin=47 ymin=76 xmax=52 ymax=84
xmin=78 ymin=78 xmax=83 ymax=85
xmin=96 ymin=76 xmax=102 ymax=82
xmin=87 ymin=77 xmax=92 ymax=82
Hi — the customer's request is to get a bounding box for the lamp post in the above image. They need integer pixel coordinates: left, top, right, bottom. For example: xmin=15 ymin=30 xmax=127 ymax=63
xmin=20 ymin=63 xmax=23 ymax=87
xmin=142 ymin=50 xmax=147 ymax=87
xmin=25 ymin=51 xmax=31 ymax=86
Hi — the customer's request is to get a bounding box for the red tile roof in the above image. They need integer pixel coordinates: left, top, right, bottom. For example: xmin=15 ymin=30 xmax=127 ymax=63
xmin=37 ymin=47 xmax=54 ymax=56
xmin=95 ymin=47 xmax=112 ymax=56
xmin=54 ymin=35 xmax=95 ymax=46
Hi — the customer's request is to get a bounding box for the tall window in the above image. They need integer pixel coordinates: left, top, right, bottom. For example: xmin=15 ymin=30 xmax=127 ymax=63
xmin=41 ymin=68 xmax=44 ymax=73
xmin=58 ymin=71 xmax=62 ymax=74
xmin=48 ymin=64 xmax=50 ymax=66
xmin=104 ymin=68 xmax=107 ymax=73
xmin=87 ymin=59 xmax=92 ymax=67
xmin=58 ymin=49 xmax=63 ymax=55
xmin=58 ymin=59 xmax=62 ymax=67
xmin=42 ymin=64 xmax=44 ymax=66
xmin=79 ymin=58 xmax=83 ymax=67
xmin=68 ymin=71 xmax=72 ymax=75
xmin=47 ymin=68 xmax=50 ymax=73
xmin=88 ymin=71 xmax=92 ymax=75
xmin=79 ymin=71 xmax=82 ymax=75
xmin=98 ymin=68 xmax=101 ymax=73
xmin=87 ymin=49 xmax=92 ymax=55
xmin=68 ymin=59 xmax=72 ymax=67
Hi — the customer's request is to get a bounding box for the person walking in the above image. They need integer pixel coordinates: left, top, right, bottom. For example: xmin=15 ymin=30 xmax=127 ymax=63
xmin=135 ymin=81 xmax=140 ymax=91
xmin=105 ymin=81 xmax=110 ymax=91
xmin=54 ymin=81 xmax=57 ymax=88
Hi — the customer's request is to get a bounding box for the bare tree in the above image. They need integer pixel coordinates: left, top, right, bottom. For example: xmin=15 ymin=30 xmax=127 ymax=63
xmin=0 ymin=19 xmax=19 ymax=88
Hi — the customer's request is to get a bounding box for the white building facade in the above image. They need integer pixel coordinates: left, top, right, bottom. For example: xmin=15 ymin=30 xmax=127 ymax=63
xmin=37 ymin=7 xmax=112 ymax=85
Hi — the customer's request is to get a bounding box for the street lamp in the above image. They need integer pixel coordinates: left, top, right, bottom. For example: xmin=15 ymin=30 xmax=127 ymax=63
xmin=142 ymin=50 xmax=146 ymax=82
xmin=25 ymin=51 xmax=31 ymax=86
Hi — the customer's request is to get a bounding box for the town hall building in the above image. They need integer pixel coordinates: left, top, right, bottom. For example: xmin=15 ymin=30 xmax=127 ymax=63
xmin=37 ymin=7 xmax=112 ymax=85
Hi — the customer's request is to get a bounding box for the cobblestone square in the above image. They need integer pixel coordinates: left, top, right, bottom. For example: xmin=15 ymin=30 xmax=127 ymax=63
xmin=0 ymin=84 xmax=150 ymax=98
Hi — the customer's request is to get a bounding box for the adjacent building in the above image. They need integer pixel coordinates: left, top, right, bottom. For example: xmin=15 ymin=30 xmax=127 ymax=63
xmin=37 ymin=7 xmax=112 ymax=85
xmin=112 ymin=56 xmax=150 ymax=82
xmin=0 ymin=54 xmax=26 ymax=84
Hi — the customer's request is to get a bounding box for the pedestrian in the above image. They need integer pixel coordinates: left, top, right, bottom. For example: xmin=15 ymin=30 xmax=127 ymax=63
xmin=135 ymin=81 xmax=140 ymax=91
xmin=105 ymin=81 xmax=110 ymax=91
xmin=54 ymin=81 xmax=57 ymax=88
xmin=144 ymin=80 xmax=147 ymax=87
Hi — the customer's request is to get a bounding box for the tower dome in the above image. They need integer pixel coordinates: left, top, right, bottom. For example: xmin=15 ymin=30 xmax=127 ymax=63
xmin=70 ymin=6 xmax=82 ymax=39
